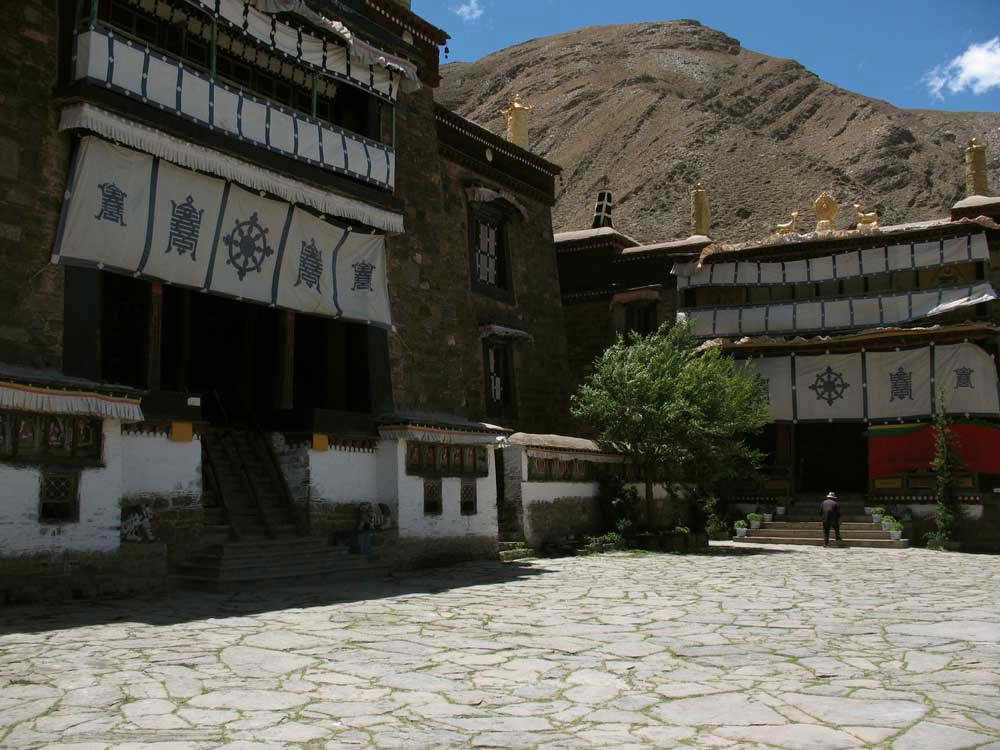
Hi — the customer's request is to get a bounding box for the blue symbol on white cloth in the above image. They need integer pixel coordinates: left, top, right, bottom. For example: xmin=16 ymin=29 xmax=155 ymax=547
xmin=809 ymin=366 xmax=850 ymax=407
xmin=294 ymin=238 xmax=323 ymax=292
xmin=351 ymin=261 xmax=376 ymax=292
xmin=166 ymin=195 xmax=204 ymax=260
xmin=223 ymin=212 xmax=273 ymax=281
xmin=95 ymin=182 xmax=127 ymax=226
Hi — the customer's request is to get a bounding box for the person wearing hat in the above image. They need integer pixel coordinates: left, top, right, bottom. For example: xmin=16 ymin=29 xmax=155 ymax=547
xmin=820 ymin=492 xmax=842 ymax=547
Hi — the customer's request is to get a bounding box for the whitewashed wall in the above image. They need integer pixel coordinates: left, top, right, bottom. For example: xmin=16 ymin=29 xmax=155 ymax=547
xmin=121 ymin=433 xmax=201 ymax=499
xmin=310 ymin=448 xmax=378 ymax=503
xmin=380 ymin=439 xmax=498 ymax=540
xmin=0 ymin=419 xmax=123 ymax=555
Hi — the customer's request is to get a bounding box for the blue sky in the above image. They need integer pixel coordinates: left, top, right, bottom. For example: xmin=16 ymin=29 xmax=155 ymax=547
xmin=415 ymin=0 xmax=1000 ymax=112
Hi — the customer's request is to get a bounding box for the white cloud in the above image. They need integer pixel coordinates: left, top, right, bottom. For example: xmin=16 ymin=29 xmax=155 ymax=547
xmin=451 ymin=0 xmax=484 ymax=22
xmin=925 ymin=37 xmax=1000 ymax=99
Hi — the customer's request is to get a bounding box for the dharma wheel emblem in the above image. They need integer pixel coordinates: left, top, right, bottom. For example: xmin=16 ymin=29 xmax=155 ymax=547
xmin=223 ymin=212 xmax=273 ymax=281
xmin=809 ymin=366 xmax=850 ymax=407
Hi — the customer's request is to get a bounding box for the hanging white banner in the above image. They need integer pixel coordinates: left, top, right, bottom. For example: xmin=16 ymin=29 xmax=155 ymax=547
xmin=865 ymin=348 xmax=932 ymax=421
xmin=795 ymin=353 xmax=864 ymax=421
xmin=743 ymin=356 xmax=794 ymax=421
xmin=672 ymin=233 xmax=988 ymax=288
xmin=52 ymin=137 xmax=392 ymax=327
xmin=934 ymin=343 xmax=1000 ymax=416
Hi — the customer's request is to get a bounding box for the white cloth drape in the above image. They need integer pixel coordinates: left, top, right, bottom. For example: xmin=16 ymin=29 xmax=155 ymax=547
xmin=0 ymin=382 xmax=143 ymax=422
xmin=737 ymin=344 xmax=999 ymax=422
xmin=52 ymin=137 xmax=393 ymax=327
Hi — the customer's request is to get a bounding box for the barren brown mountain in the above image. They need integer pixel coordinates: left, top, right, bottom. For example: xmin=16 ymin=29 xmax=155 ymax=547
xmin=437 ymin=20 xmax=1000 ymax=244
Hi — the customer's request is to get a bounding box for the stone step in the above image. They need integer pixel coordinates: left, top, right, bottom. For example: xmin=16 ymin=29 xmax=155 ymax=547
xmin=748 ymin=528 xmax=893 ymax=540
xmin=499 ymin=549 xmax=535 ymax=562
xmin=733 ymin=536 xmax=909 ymax=548
xmin=762 ymin=521 xmax=887 ymax=530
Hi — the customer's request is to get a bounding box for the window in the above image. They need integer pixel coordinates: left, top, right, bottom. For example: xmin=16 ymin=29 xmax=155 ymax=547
xmin=39 ymin=471 xmax=81 ymax=523
xmin=423 ymin=479 xmax=442 ymax=516
xmin=625 ymin=301 xmax=658 ymax=335
xmin=484 ymin=340 xmax=516 ymax=419
xmin=468 ymin=204 xmax=512 ymax=300
xmin=460 ymin=479 xmax=477 ymax=515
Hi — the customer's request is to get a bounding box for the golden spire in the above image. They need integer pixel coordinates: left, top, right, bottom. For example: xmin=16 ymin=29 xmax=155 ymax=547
xmin=690 ymin=183 xmax=710 ymax=236
xmin=965 ymin=138 xmax=988 ymax=197
xmin=502 ymin=95 xmax=534 ymax=149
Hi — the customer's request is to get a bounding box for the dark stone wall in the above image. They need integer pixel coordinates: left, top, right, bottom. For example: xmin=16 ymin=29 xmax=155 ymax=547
xmin=385 ymin=89 xmax=571 ymax=433
xmin=0 ymin=1 xmax=70 ymax=368
xmin=563 ymin=297 xmax=615 ymax=407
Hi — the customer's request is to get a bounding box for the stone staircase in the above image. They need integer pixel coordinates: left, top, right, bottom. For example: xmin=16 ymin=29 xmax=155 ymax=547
xmin=735 ymin=521 xmax=908 ymax=548
xmin=177 ymin=428 xmax=387 ymax=590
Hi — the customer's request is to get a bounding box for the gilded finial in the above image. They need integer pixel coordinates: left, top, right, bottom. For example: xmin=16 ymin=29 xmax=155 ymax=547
xmin=502 ymin=94 xmax=534 ymax=149
xmin=965 ymin=137 xmax=988 ymax=197
xmin=854 ymin=201 xmax=879 ymax=231
xmin=774 ymin=211 xmax=799 ymax=235
xmin=813 ymin=193 xmax=838 ymax=233
xmin=690 ymin=182 xmax=711 ymax=236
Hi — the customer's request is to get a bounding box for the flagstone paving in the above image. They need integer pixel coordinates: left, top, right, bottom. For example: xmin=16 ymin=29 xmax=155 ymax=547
xmin=2 ymin=542 xmax=1000 ymax=749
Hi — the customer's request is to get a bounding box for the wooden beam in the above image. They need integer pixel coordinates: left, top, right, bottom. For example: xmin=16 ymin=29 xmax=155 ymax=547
xmin=146 ymin=281 xmax=163 ymax=391
xmin=277 ymin=310 xmax=295 ymax=410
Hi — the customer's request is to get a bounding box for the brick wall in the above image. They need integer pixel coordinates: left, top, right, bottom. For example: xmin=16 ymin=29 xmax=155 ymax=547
xmin=0 ymin=1 xmax=69 ymax=367
xmin=563 ymin=297 xmax=615 ymax=410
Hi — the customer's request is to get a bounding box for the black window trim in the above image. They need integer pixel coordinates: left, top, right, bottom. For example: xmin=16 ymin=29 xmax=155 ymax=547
xmin=468 ymin=200 xmax=516 ymax=304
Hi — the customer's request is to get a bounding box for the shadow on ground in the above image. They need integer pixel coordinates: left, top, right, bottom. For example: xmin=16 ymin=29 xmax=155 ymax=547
xmin=0 ymin=559 xmax=552 ymax=636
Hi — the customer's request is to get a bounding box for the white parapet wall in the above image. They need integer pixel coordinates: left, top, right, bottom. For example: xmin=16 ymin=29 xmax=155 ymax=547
xmin=121 ymin=430 xmax=202 ymax=500
xmin=375 ymin=420 xmax=504 ymax=566
xmin=0 ymin=418 xmax=124 ymax=555
xmin=310 ymin=447 xmax=379 ymax=504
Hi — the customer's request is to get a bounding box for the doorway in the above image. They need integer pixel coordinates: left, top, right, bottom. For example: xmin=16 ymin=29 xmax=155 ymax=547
xmin=795 ymin=423 xmax=868 ymax=493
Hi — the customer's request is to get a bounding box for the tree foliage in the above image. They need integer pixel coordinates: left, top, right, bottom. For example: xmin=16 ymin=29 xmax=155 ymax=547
xmin=928 ymin=393 xmax=964 ymax=546
xmin=571 ymin=323 xmax=770 ymax=519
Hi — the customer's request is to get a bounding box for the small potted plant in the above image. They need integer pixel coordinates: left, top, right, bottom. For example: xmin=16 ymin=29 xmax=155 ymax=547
xmin=775 ymin=504 xmax=786 ymax=517
xmin=864 ymin=505 xmax=873 ymax=515
xmin=734 ymin=520 xmax=748 ymax=537
xmin=871 ymin=506 xmax=886 ymax=523
xmin=747 ymin=512 xmax=763 ymax=530
xmin=881 ymin=514 xmax=896 ymax=532
xmin=888 ymin=520 xmax=903 ymax=541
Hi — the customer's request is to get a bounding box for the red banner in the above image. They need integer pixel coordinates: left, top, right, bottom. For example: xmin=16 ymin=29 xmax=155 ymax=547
xmin=868 ymin=423 xmax=1000 ymax=478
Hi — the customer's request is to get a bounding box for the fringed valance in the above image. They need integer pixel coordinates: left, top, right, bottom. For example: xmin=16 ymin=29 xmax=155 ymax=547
xmin=61 ymin=105 xmax=403 ymax=233
xmin=0 ymin=382 xmax=144 ymax=423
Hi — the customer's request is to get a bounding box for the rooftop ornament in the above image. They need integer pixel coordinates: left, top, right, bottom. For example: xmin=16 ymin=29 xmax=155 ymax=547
xmin=854 ymin=201 xmax=880 ymax=231
xmin=813 ymin=192 xmax=838 ymax=233
xmin=502 ymin=95 xmax=534 ymax=149
xmin=774 ymin=211 xmax=799 ymax=235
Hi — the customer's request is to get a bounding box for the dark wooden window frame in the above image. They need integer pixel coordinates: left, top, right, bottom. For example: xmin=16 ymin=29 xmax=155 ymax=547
xmin=39 ymin=470 xmax=82 ymax=524
xmin=483 ymin=338 xmax=517 ymax=421
xmin=468 ymin=201 xmax=515 ymax=303
xmin=0 ymin=411 xmax=104 ymax=467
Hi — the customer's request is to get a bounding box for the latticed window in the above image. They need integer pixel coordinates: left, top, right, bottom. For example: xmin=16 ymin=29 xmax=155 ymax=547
xmin=484 ymin=341 xmax=516 ymax=419
xmin=423 ymin=479 xmax=443 ymax=516
xmin=460 ymin=480 xmax=478 ymax=516
xmin=39 ymin=471 xmax=80 ymax=523
xmin=468 ymin=204 xmax=511 ymax=299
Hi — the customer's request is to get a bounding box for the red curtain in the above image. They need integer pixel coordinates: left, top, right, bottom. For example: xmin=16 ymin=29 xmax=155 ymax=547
xmin=868 ymin=424 xmax=1000 ymax=479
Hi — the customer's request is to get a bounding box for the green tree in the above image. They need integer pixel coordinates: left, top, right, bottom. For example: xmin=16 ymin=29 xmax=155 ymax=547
xmin=928 ymin=392 xmax=964 ymax=547
xmin=571 ymin=322 xmax=770 ymax=527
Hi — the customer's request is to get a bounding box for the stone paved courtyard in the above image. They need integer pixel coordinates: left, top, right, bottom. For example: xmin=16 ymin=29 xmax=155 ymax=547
xmin=2 ymin=543 xmax=1000 ymax=749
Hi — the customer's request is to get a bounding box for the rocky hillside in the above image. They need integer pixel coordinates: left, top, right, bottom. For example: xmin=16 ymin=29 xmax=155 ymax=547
xmin=437 ymin=21 xmax=1000 ymax=244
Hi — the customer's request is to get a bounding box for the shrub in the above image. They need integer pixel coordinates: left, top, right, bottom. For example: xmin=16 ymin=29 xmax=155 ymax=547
xmin=734 ymin=520 xmax=748 ymax=529
xmin=747 ymin=513 xmax=763 ymax=522
xmin=870 ymin=506 xmax=887 ymax=516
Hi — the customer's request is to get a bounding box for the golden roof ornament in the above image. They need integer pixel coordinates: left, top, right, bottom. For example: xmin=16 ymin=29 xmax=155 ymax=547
xmin=965 ymin=137 xmax=988 ymax=197
xmin=854 ymin=201 xmax=879 ymax=231
xmin=813 ymin=193 xmax=838 ymax=233
xmin=774 ymin=211 xmax=799 ymax=235
xmin=690 ymin=182 xmax=711 ymax=236
xmin=502 ymin=94 xmax=534 ymax=149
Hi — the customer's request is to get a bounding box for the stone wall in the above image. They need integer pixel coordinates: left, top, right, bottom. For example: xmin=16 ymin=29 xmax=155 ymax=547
xmin=384 ymin=87 xmax=571 ymax=434
xmin=270 ymin=433 xmax=310 ymax=521
xmin=0 ymin=543 xmax=168 ymax=605
xmin=0 ymin=1 xmax=70 ymax=368
xmin=563 ymin=297 xmax=614 ymax=415
xmin=525 ymin=495 xmax=604 ymax=548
